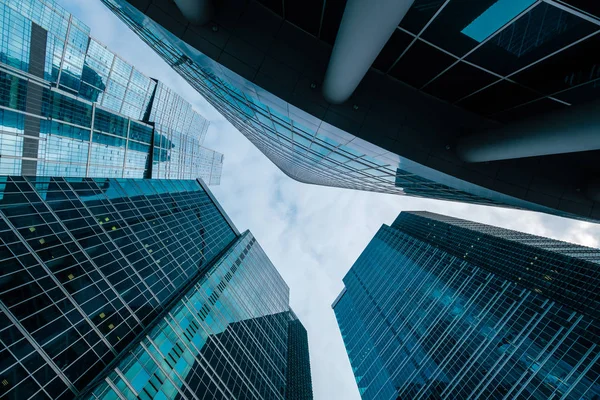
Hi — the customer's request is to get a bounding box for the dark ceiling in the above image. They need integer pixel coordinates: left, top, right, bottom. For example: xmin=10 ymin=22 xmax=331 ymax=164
xmin=256 ymin=0 xmax=600 ymax=124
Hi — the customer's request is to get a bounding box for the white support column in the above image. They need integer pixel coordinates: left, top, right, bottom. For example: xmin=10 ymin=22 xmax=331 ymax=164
xmin=457 ymin=100 xmax=600 ymax=163
xmin=322 ymin=0 xmax=415 ymax=104
xmin=173 ymin=0 xmax=213 ymax=26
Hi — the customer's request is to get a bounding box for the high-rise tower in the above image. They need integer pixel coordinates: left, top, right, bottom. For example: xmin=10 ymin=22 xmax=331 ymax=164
xmin=101 ymin=0 xmax=600 ymax=222
xmin=0 ymin=176 xmax=312 ymax=400
xmin=334 ymin=211 xmax=600 ymax=399
xmin=0 ymin=0 xmax=222 ymax=183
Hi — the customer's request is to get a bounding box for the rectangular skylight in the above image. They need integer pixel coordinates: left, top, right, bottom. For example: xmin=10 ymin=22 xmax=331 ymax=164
xmin=462 ymin=0 xmax=536 ymax=42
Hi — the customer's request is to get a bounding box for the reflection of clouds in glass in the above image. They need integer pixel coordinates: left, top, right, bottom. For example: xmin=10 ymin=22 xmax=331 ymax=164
xmin=335 ymin=214 xmax=600 ymax=399
xmin=0 ymin=0 xmax=221 ymax=183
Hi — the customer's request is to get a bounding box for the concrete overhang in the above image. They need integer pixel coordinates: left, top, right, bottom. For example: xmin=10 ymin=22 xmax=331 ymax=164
xmin=116 ymin=0 xmax=600 ymax=222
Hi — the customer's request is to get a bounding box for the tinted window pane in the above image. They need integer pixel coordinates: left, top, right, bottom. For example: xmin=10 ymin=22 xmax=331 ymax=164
xmin=466 ymin=2 xmax=598 ymax=76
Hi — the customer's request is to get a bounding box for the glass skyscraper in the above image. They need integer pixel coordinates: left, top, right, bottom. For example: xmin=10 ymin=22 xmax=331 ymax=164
xmin=285 ymin=317 xmax=313 ymax=400
xmin=99 ymin=0 xmax=497 ymax=201
xmin=0 ymin=175 xmax=312 ymax=400
xmin=0 ymin=0 xmax=222 ymax=183
xmin=333 ymin=211 xmax=600 ymax=399
xmin=100 ymin=0 xmax=600 ymax=223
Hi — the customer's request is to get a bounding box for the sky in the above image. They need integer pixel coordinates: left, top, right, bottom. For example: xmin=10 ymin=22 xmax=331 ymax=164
xmin=57 ymin=2 xmax=600 ymax=399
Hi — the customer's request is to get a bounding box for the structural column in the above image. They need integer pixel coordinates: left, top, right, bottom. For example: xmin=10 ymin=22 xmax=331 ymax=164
xmin=456 ymin=100 xmax=600 ymax=163
xmin=322 ymin=0 xmax=415 ymax=104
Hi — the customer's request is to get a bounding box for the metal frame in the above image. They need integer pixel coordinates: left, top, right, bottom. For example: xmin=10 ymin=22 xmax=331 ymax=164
xmin=336 ymin=214 xmax=600 ymax=399
xmin=196 ymin=177 xmax=240 ymax=235
xmin=376 ymin=0 xmax=600 ymax=115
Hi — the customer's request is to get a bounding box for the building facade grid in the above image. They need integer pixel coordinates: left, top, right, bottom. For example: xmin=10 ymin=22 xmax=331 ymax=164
xmin=0 ymin=175 xmax=312 ymax=400
xmin=0 ymin=176 xmax=236 ymax=399
xmin=0 ymin=0 xmax=222 ymax=183
xmin=100 ymin=0 xmax=532 ymax=204
xmin=85 ymin=231 xmax=297 ymax=400
xmin=334 ymin=211 xmax=600 ymax=399
xmin=100 ymin=0 xmax=600 ymax=223
xmin=285 ymin=318 xmax=313 ymax=400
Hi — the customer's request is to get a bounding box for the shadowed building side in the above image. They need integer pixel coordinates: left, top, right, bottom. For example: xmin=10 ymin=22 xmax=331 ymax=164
xmin=286 ymin=316 xmax=313 ymax=400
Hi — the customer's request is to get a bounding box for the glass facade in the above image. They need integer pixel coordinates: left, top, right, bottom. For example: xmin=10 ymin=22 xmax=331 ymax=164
xmin=333 ymin=211 xmax=600 ymax=399
xmin=0 ymin=176 xmax=312 ymax=400
xmin=84 ymin=232 xmax=311 ymax=400
xmin=394 ymin=168 xmax=506 ymax=208
xmin=285 ymin=316 xmax=313 ymax=400
xmin=100 ymin=0 xmax=594 ymax=222
xmin=0 ymin=0 xmax=222 ymax=183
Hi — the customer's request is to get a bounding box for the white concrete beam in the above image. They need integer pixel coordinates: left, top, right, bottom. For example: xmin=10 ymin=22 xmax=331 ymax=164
xmin=322 ymin=0 xmax=415 ymax=104
xmin=457 ymin=100 xmax=600 ymax=163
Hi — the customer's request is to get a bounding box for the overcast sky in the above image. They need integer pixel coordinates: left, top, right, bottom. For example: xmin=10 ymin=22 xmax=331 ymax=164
xmin=58 ymin=1 xmax=600 ymax=399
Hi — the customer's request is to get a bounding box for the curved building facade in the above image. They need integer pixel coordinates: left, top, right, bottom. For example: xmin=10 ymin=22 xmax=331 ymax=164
xmin=102 ymin=0 xmax=600 ymax=222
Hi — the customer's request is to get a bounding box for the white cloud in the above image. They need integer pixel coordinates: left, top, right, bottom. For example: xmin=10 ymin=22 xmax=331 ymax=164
xmin=57 ymin=2 xmax=600 ymax=399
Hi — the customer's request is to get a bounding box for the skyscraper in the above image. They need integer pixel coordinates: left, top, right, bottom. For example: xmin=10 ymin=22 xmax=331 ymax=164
xmin=0 ymin=175 xmax=312 ymax=400
xmin=0 ymin=0 xmax=222 ymax=183
xmin=101 ymin=0 xmax=600 ymax=223
xmin=285 ymin=317 xmax=313 ymax=400
xmin=333 ymin=211 xmax=600 ymax=399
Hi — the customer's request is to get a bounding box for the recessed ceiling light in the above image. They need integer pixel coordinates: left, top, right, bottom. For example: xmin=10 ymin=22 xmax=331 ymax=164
xmin=462 ymin=0 xmax=536 ymax=43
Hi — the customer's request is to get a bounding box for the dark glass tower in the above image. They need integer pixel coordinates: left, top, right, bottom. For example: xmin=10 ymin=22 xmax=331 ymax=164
xmin=333 ymin=211 xmax=600 ymax=400
xmin=100 ymin=0 xmax=600 ymax=223
xmin=0 ymin=0 xmax=222 ymax=183
xmin=285 ymin=316 xmax=313 ymax=400
xmin=0 ymin=176 xmax=312 ymax=400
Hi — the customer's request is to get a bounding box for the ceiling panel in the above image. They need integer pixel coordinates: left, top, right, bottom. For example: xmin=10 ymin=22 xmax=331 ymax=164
xmin=256 ymin=0 xmax=284 ymax=16
xmin=284 ymin=0 xmax=324 ymax=36
xmin=399 ymin=0 xmax=447 ymax=34
xmin=512 ymin=32 xmax=600 ymax=95
xmin=492 ymin=97 xmax=568 ymax=123
xmin=253 ymin=0 xmax=600 ymax=122
xmin=319 ymin=0 xmax=346 ymax=44
xmin=423 ymin=61 xmax=498 ymax=103
xmin=372 ymin=29 xmax=414 ymax=72
xmin=389 ymin=40 xmax=456 ymax=88
xmin=554 ymin=79 xmax=600 ymax=105
xmin=466 ymin=2 xmax=598 ymax=76
xmin=562 ymin=0 xmax=600 ymax=19
xmin=457 ymin=80 xmax=539 ymax=115
xmin=420 ymin=0 xmax=498 ymax=57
